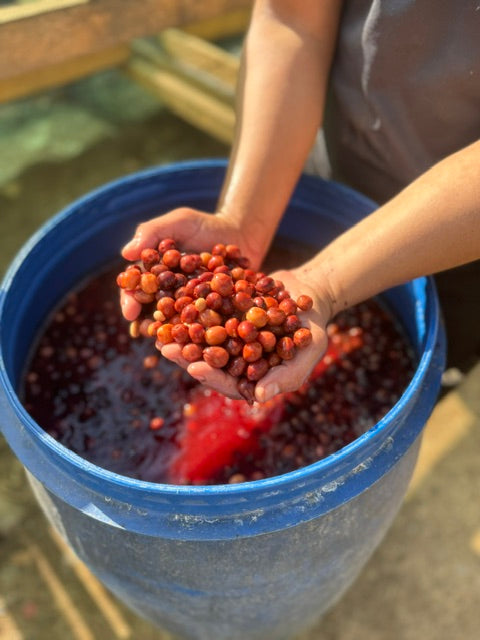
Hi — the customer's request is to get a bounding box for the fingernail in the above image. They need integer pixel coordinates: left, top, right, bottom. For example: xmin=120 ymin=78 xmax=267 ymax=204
xmin=122 ymin=236 xmax=139 ymax=252
xmin=261 ymin=383 xmax=280 ymax=403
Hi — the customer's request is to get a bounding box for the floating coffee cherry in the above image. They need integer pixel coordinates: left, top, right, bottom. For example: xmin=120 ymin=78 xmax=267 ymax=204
xmin=117 ymin=239 xmax=314 ymax=399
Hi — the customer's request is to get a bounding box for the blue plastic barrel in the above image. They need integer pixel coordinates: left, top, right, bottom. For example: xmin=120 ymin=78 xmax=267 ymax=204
xmin=0 ymin=160 xmax=445 ymax=640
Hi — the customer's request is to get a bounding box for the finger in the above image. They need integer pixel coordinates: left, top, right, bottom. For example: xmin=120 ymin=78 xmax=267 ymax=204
xmin=121 ymin=217 xmax=174 ymax=261
xmin=120 ymin=290 xmax=142 ymax=321
xmin=255 ymin=333 xmax=328 ymax=403
xmin=187 ymin=361 xmax=243 ymax=399
xmin=160 ymin=343 xmax=191 ymax=370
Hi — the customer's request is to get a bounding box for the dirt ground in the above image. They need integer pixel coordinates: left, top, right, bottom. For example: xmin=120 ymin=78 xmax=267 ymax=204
xmin=1 ymin=105 xmax=479 ymax=639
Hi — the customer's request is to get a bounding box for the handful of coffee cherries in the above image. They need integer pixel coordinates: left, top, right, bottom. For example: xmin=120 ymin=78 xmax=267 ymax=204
xmin=117 ymin=239 xmax=313 ymax=402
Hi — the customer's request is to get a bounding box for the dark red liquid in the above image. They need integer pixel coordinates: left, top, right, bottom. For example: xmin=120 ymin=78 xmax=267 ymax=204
xmin=22 ymin=264 xmax=416 ymax=485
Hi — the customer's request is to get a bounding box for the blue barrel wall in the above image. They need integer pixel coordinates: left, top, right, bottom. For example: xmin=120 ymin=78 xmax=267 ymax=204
xmin=0 ymin=160 xmax=445 ymax=640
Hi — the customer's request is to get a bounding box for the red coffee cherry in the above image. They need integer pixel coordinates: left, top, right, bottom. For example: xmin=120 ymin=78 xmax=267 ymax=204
xmin=258 ymin=330 xmax=277 ymax=352
xmin=225 ymin=244 xmax=241 ymax=260
xmin=158 ymin=238 xmax=176 ymax=253
xmin=293 ymin=327 xmax=313 ymax=348
xmin=227 ymin=356 xmax=247 ymax=377
xmin=174 ymin=296 xmax=194 ymax=313
xmin=225 ymin=317 xmax=240 ymax=338
xmin=246 ymin=358 xmax=269 ymax=381
xmin=171 ymin=324 xmax=189 ymax=344
xmin=203 ymin=346 xmax=229 ymax=368
xmin=180 ymin=253 xmax=201 ymax=274
xmin=237 ymin=378 xmax=256 ymax=404
xmin=188 ymin=323 xmax=206 ymax=344
xmin=211 ymin=273 xmax=234 ymax=297
xmin=283 ymin=314 xmax=301 ymax=333
xmin=237 ymin=321 xmax=258 ymax=343
xmin=156 ymin=323 xmax=174 ymax=345
xmin=180 ymin=304 xmax=199 ymax=324
xmin=245 ymin=307 xmax=268 ymax=328
xmin=205 ymin=326 xmax=228 ymax=346
xmin=266 ymin=307 xmax=286 ymax=326
xmin=206 ymin=292 xmax=223 ymax=311
xmin=157 ymin=270 xmax=176 ymax=290
xmin=141 ymin=248 xmax=160 ymax=270
xmin=140 ymin=273 xmax=158 ymax=294
xmin=199 ymin=308 xmax=222 ymax=327
xmin=211 ymin=243 xmax=227 ymax=257
xmin=116 ymin=270 xmax=140 ymax=290
xmin=225 ymin=337 xmax=243 ymax=357
xmin=296 ymin=295 xmax=313 ymax=311
xmin=234 ymin=292 xmax=254 ymax=313
xmin=255 ymin=276 xmax=276 ymax=294
xmin=156 ymin=297 xmax=176 ymax=318
xmin=162 ymin=249 xmax=182 ymax=268
xmin=279 ymin=298 xmax=297 ymax=316
xmin=182 ymin=343 xmax=203 ymax=362
xmin=243 ymin=341 xmax=263 ymax=363
xmin=276 ymin=336 xmax=295 ymax=360
xmin=207 ymin=255 xmax=224 ymax=270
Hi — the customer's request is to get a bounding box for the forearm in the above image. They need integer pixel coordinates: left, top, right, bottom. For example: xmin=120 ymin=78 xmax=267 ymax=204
xmin=299 ymin=140 xmax=480 ymax=315
xmin=217 ymin=0 xmax=343 ymax=261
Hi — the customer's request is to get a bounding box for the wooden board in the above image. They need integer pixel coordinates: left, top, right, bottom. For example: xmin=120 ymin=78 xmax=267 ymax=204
xmin=0 ymin=0 xmax=251 ymax=81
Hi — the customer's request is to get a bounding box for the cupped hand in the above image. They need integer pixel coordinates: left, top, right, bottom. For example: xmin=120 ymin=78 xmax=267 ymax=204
xmin=164 ymin=268 xmax=334 ymax=403
xmin=120 ymin=207 xmax=262 ymax=321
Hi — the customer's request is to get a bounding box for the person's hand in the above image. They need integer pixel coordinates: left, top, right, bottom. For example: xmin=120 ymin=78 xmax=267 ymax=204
xmin=120 ymin=207 xmax=263 ymax=321
xmin=161 ymin=267 xmax=333 ymax=403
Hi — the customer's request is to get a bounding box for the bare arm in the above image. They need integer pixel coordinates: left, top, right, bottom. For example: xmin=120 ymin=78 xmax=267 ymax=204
xmin=299 ymin=140 xmax=480 ymax=316
xmin=218 ymin=0 xmax=343 ymax=261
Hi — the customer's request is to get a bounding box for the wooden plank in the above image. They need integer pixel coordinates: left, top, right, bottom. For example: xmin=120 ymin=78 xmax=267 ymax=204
xmin=182 ymin=7 xmax=251 ymax=41
xmin=0 ymin=0 xmax=89 ymax=25
xmin=159 ymin=28 xmax=240 ymax=89
xmin=0 ymin=44 xmax=130 ymax=104
xmin=126 ymin=57 xmax=235 ymax=145
xmin=0 ymin=0 xmax=252 ymax=81
xmin=131 ymin=37 xmax=236 ymax=105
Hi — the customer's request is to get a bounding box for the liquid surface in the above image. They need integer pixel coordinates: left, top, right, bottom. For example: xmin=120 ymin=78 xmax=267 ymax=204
xmin=22 ymin=263 xmax=416 ymax=485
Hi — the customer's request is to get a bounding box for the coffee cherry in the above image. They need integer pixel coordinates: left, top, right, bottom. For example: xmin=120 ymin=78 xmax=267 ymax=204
xmin=258 ymin=330 xmax=277 ymax=352
xmin=193 ymin=282 xmax=211 ymax=299
xmin=234 ymin=279 xmax=255 ymax=296
xmin=231 ymin=267 xmax=245 ymax=281
xmin=225 ymin=244 xmax=241 ymax=260
xmin=246 ymin=358 xmax=269 ymax=381
xmin=276 ymin=336 xmax=295 ymax=360
xmin=225 ymin=317 xmax=240 ymax=338
xmin=293 ymin=327 xmax=312 ymax=348
xmin=211 ymin=273 xmax=234 ymax=297
xmin=199 ymin=308 xmax=222 ymax=327
xmin=180 ymin=254 xmax=201 ymax=274
xmin=116 ymin=270 xmax=140 ymax=290
xmin=206 ymin=292 xmax=222 ymax=311
xmin=134 ymin=290 xmax=155 ymax=304
xmin=266 ymin=307 xmax=286 ymax=326
xmin=156 ymin=297 xmax=175 ymax=318
xmin=234 ymin=292 xmax=254 ymax=313
xmin=158 ymin=238 xmax=176 ymax=253
xmin=243 ymin=341 xmax=263 ymax=363
xmin=188 ymin=323 xmax=205 ymax=344
xmin=171 ymin=324 xmax=189 ymax=344
xmin=156 ymin=323 xmax=174 ymax=345
xmin=207 ymin=255 xmax=224 ymax=270
xmin=237 ymin=321 xmax=258 ymax=343
xmin=246 ymin=307 xmax=268 ymax=328
xmin=180 ymin=304 xmax=198 ymax=324
xmin=205 ymin=326 xmax=228 ymax=346
xmin=140 ymin=273 xmax=158 ymax=294
xmin=174 ymin=296 xmax=194 ymax=313
xmin=255 ymin=276 xmax=275 ymax=294
xmin=279 ymin=298 xmax=297 ymax=315
xmin=203 ymin=346 xmax=229 ymax=368
xmin=211 ymin=243 xmax=227 ymax=257
xmin=162 ymin=249 xmax=181 ymax=268
xmin=157 ymin=270 xmax=176 ymax=290
xmin=283 ymin=315 xmax=301 ymax=333
xmin=182 ymin=342 xmax=203 ymax=362
xmin=237 ymin=378 xmax=256 ymax=404
xmin=227 ymin=356 xmax=247 ymax=377
xmin=225 ymin=337 xmax=243 ymax=356
xmin=297 ymin=295 xmax=313 ymax=311
xmin=141 ymin=248 xmax=160 ymax=270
